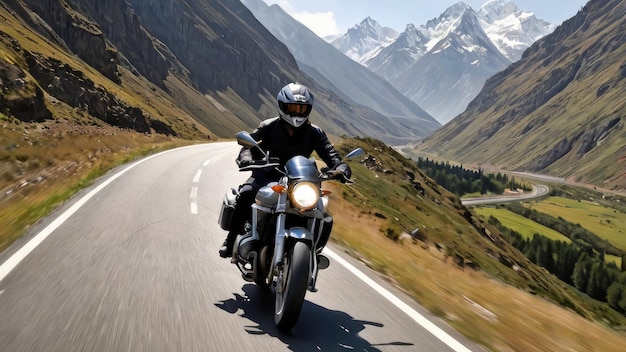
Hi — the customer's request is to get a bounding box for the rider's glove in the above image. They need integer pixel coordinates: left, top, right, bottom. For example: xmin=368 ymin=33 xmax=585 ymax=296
xmin=267 ymin=157 xmax=281 ymax=165
xmin=335 ymin=163 xmax=351 ymax=179
xmin=328 ymin=163 xmax=351 ymax=183
xmin=237 ymin=158 xmax=253 ymax=168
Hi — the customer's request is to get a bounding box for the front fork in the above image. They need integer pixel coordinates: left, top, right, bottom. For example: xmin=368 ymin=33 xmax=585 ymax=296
xmin=271 ymin=202 xmax=320 ymax=291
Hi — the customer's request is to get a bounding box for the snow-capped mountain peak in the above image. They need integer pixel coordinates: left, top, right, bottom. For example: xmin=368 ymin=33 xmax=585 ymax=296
xmin=329 ymin=17 xmax=398 ymax=64
xmin=352 ymin=17 xmax=384 ymax=38
xmin=421 ymin=2 xmax=472 ymax=48
xmin=430 ymin=5 xmax=501 ymax=59
xmin=478 ymin=0 xmax=521 ymax=22
xmin=336 ymin=1 xmax=554 ymax=65
xmin=400 ymin=24 xmax=429 ymax=49
xmin=477 ymin=0 xmax=555 ymax=61
xmin=328 ymin=1 xmax=556 ymax=124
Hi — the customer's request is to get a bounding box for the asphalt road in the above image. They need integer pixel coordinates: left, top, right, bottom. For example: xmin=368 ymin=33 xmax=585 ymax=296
xmin=0 ymin=142 xmax=483 ymax=352
xmin=461 ymin=184 xmax=550 ymax=206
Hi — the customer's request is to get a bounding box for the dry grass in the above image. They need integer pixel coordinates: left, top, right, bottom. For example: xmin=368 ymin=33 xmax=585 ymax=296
xmin=327 ymin=187 xmax=626 ymax=351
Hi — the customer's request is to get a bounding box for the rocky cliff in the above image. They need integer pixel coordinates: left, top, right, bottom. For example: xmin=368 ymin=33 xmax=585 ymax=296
xmin=0 ymin=0 xmax=420 ymax=144
xmin=12 ymin=0 xmax=121 ymax=83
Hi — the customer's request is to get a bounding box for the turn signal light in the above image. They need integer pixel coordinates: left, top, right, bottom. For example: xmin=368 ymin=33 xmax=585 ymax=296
xmin=271 ymin=184 xmax=287 ymax=193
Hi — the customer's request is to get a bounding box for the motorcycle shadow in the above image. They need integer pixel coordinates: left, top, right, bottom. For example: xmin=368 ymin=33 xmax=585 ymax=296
xmin=215 ymin=284 xmax=414 ymax=351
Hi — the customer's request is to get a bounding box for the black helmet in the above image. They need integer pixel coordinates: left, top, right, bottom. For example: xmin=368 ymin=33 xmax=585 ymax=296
xmin=277 ymin=83 xmax=314 ymax=128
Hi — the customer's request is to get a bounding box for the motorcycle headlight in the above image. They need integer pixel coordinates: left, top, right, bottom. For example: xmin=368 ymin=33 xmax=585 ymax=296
xmin=289 ymin=182 xmax=320 ymax=211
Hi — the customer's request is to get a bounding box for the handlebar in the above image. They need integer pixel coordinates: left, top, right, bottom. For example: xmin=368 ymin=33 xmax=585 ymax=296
xmin=238 ymin=159 xmax=281 ymax=172
xmin=239 ymin=162 xmax=353 ymax=184
xmin=321 ymin=168 xmax=354 ymax=184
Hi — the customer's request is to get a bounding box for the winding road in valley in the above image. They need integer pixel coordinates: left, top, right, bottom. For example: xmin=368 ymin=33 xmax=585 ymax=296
xmin=0 ymin=142 xmax=483 ymax=352
xmin=461 ymin=184 xmax=550 ymax=206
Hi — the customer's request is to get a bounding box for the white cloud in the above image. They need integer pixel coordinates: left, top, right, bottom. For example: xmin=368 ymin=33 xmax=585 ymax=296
xmin=291 ymin=11 xmax=339 ymax=37
xmin=262 ymin=1 xmax=339 ymax=37
xmin=267 ymin=0 xmax=292 ymax=10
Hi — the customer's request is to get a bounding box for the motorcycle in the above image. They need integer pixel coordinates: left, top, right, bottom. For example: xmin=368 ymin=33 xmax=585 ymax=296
xmin=218 ymin=131 xmax=363 ymax=331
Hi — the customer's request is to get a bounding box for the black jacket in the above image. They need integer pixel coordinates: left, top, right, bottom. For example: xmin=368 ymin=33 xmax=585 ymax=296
xmin=238 ymin=117 xmax=344 ymax=175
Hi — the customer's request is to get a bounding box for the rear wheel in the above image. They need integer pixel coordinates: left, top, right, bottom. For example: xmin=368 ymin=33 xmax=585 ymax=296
xmin=274 ymin=241 xmax=310 ymax=330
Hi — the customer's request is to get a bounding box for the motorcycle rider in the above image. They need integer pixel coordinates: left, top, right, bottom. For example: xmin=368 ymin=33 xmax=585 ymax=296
xmin=219 ymin=82 xmax=351 ymax=258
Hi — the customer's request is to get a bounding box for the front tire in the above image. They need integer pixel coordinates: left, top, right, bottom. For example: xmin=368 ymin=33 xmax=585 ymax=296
xmin=254 ymin=245 xmax=271 ymax=288
xmin=274 ymin=241 xmax=310 ymax=330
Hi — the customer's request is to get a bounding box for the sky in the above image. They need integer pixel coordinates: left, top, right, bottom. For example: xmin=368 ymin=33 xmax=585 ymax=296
xmin=261 ymin=0 xmax=590 ymax=38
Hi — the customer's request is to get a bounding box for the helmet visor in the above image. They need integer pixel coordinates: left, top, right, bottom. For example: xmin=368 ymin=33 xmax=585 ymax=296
xmin=283 ymin=103 xmax=312 ymax=117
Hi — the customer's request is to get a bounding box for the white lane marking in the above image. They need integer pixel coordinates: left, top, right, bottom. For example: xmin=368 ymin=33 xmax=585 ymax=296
xmin=0 ymin=289 xmax=4 ymax=296
xmin=0 ymin=146 xmax=203 ymax=284
xmin=189 ymin=157 xmax=217 ymax=215
xmin=190 ymin=160 xmax=207 ymax=215
xmin=192 ymin=169 xmax=203 ymax=183
xmin=190 ymin=187 xmax=199 ymax=215
xmin=324 ymin=248 xmax=473 ymax=352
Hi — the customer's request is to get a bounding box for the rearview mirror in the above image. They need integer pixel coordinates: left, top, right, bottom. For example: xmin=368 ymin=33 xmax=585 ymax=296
xmin=236 ymin=131 xmax=258 ymax=148
xmin=346 ymin=147 xmax=364 ymax=159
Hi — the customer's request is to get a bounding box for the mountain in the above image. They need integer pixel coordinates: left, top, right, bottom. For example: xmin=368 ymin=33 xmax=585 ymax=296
xmin=411 ymin=0 xmax=626 ymax=191
xmin=241 ymin=0 xmax=441 ymax=144
xmin=329 ymin=17 xmax=399 ymax=65
xmin=478 ymin=0 xmax=556 ymax=61
xmin=371 ymin=3 xmax=512 ymax=124
xmin=357 ymin=23 xmax=429 ymax=82
xmin=331 ymin=1 xmax=555 ymax=124
xmin=0 ymin=0 xmax=429 ymax=147
xmin=333 ymin=1 xmax=555 ymax=65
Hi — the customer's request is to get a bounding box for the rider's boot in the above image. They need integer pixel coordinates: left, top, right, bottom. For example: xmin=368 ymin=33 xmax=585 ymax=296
xmin=219 ymin=231 xmax=236 ymax=258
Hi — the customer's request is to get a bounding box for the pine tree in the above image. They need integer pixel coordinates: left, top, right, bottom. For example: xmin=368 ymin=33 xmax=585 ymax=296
xmin=607 ymin=281 xmax=624 ymax=312
xmin=526 ymin=246 xmax=537 ymax=264
xmin=573 ymin=253 xmax=592 ymax=292
xmin=608 ymin=273 xmax=626 ymax=312
xmin=587 ymin=263 xmax=605 ymax=300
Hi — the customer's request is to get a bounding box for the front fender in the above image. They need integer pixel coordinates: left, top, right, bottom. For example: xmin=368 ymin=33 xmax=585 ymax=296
xmin=273 ymin=227 xmax=314 ymax=269
xmin=286 ymin=227 xmax=314 ymax=242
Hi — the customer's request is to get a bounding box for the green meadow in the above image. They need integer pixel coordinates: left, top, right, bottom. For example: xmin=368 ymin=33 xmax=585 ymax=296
xmin=526 ymin=197 xmax=626 ymax=252
xmin=473 ymin=206 xmax=571 ymax=243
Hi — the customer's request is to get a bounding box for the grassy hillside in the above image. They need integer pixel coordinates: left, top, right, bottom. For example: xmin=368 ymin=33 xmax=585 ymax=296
xmin=328 ymin=137 xmax=626 ymax=351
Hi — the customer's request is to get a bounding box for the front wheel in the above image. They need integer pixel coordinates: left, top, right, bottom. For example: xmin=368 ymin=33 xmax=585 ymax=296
xmin=274 ymin=241 xmax=310 ymax=330
xmin=254 ymin=245 xmax=271 ymax=288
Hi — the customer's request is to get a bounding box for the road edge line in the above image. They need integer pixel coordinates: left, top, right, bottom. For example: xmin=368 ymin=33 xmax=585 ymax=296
xmin=324 ymin=248 xmax=473 ymax=352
